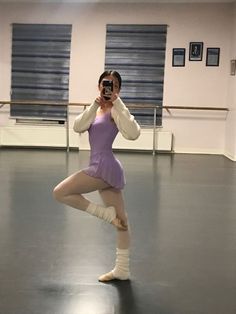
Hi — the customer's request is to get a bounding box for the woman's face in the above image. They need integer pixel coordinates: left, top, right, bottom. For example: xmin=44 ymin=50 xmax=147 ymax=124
xmin=99 ymin=75 xmax=120 ymax=96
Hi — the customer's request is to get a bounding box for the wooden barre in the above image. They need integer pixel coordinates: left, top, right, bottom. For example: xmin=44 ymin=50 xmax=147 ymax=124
xmin=162 ymin=105 xmax=229 ymax=111
xmin=0 ymin=100 xmax=229 ymax=111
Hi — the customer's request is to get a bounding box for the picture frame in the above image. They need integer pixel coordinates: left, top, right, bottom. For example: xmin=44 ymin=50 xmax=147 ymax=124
xmin=189 ymin=42 xmax=203 ymax=61
xmin=230 ymin=59 xmax=236 ymax=76
xmin=172 ymin=48 xmax=186 ymax=67
xmin=206 ymin=48 xmax=220 ymax=66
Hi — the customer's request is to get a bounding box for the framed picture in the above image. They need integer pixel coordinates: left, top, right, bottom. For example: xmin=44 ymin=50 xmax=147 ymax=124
xmin=189 ymin=42 xmax=203 ymax=61
xmin=230 ymin=59 xmax=236 ymax=76
xmin=206 ymin=48 xmax=220 ymax=66
xmin=172 ymin=48 xmax=186 ymax=67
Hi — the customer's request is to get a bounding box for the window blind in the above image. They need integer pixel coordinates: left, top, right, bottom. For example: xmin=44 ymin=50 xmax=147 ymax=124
xmin=105 ymin=24 xmax=167 ymax=126
xmin=11 ymin=23 xmax=72 ymax=120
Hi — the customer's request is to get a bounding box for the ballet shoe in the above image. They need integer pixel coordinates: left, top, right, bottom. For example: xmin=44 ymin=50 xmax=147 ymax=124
xmin=98 ymin=271 xmax=115 ymax=282
xmin=111 ymin=218 xmax=128 ymax=231
xmin=98 ymin=271 xmax=130 ymax=282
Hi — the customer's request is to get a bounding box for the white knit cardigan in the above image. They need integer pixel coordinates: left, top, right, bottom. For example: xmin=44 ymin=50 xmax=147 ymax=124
xmin=73 ymin=97 xmax=141 ymax=140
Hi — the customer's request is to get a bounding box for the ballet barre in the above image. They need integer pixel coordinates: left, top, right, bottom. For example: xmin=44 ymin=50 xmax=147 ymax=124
xmin=0 ymin=100 xmax=229 ymax=154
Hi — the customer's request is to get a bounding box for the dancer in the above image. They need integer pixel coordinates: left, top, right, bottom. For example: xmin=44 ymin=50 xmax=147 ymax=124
xmin=53 ymin=70 xmax=140 ymax=282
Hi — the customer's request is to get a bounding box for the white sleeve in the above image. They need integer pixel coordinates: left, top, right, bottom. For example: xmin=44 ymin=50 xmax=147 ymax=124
xmin=111 ymin=97 xmax=141 ymax=140
xmin=73 ymin=101 xmax=100 ymax=133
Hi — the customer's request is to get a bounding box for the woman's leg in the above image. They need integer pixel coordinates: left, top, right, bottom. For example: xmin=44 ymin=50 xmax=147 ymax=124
xmin=99 ymin=187 xmax=129 ymax=246
xmin=53 ymin=170 xmax=109 ymax=210
xmin=98 ymin=188 xmax=131 ymax=281
xmin=53 ymin=171 xmax=126 ymax=228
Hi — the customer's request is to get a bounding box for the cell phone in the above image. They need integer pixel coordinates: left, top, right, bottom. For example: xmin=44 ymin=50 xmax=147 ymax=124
xmin=102 ymin=79 xmax=113 ymax=100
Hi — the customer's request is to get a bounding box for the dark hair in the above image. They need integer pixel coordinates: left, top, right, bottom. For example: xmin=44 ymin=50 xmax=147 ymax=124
xmin=98 ymin=70 xmax=122 ymax=89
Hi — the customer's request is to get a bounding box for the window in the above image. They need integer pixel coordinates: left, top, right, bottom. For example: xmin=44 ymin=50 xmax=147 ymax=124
xmin=11 ymin=23 xmax=72 ymax=120
xmin=105 ymin=24 xmax=167 ymax=126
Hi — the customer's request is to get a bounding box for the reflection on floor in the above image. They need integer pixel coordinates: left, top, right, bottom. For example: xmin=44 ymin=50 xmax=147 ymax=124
xmin=0 ymin=148 xmax=236 ymax=314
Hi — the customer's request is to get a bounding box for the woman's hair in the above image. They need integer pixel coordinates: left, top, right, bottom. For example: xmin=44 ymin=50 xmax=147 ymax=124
xmin=98 ymin=70 xmax=122 ymax=90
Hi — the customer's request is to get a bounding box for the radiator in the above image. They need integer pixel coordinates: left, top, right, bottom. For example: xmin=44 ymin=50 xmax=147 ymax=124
xmin=0 ymin=125 xmax=173 ymax=151
xmin=113 ymin=129 xmax=173 ymax=151
xmin=0 ymin=125 xmax=67 ymax=147
xmin=74 ymin=129 xmax=173 ymax=151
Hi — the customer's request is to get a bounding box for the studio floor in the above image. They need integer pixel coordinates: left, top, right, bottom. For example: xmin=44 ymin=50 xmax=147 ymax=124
xmin=0 ymin=148 xmax=235 ymax=314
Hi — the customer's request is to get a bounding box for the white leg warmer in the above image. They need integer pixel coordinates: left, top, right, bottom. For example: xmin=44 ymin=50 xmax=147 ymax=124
xmin=86 ymin=202 xmax=116 ymax=223
xmin=112 ymin=248 xmax=130 ymax=279
xmin=86 ymin=202 xmax=128 ymax=230
xmin=99 ymin=248 xmax=130 ymax=282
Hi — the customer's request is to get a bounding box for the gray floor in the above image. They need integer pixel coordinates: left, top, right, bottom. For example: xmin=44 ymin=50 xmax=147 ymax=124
xmin=0 ymin=148 xmax=236 ymax=314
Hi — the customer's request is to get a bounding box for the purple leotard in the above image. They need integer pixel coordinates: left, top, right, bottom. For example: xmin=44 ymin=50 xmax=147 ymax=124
xmin=83 ymin=111 xmax=125 ymax=189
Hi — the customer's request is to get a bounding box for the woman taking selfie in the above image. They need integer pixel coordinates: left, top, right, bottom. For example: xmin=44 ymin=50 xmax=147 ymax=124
xmin=53 ymin=70 xmax=140 ymax=282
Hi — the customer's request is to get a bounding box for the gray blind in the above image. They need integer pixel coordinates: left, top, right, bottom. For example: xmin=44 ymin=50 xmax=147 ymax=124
xmin=105 ymin=24 xmax=167 ymax=126
xmin=11 ymin=23 xmax=72 ymax=120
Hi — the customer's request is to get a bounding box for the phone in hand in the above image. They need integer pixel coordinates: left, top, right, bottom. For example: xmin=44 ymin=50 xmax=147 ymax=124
xmin=102 ymin=80 xmax=113 ymax=100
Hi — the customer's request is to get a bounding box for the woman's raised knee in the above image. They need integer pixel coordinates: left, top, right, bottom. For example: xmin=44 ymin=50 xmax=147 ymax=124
xmin=53 ymin=185 xmax=65 ymax=202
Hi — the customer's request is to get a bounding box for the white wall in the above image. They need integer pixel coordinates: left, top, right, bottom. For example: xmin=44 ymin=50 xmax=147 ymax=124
xmin=225 ymin=2 xmax=236 ymax=161
xmin=0 ymin=2 xmax=235 ymax=158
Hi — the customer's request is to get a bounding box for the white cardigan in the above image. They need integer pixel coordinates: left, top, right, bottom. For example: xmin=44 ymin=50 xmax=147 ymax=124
xmin=73 ymin=97 xmax=141 ymax=140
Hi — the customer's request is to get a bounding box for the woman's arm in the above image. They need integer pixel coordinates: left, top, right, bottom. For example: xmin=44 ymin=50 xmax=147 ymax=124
xmin=111 ymin=97 xmax=141 ymax=140
xmin=73 ymin=101 xmax=100 ymax=133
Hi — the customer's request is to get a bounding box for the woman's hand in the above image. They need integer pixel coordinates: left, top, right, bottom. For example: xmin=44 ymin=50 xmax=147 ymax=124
xmin=110 ymin=92 xmax=119 ymax=103
xmin=96 ymin=91 xmax=117 ymax=103
xmin=96 ymin=90 xmax=119 ymax=108
xmin=95 ymin=95 xmax=106 ymax=106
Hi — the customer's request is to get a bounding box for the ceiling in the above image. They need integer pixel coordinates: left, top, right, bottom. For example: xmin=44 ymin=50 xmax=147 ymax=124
xmin=0 ymin=0 xmax=235 ymax=3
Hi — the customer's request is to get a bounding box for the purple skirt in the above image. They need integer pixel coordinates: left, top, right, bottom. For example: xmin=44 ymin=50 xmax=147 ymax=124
xmin=83 ymin=151 xmax=125 ymax=190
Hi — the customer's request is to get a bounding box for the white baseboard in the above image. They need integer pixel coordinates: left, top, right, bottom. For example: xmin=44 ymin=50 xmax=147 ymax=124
xmin=224 ymin=151 xmax=236 ymax=161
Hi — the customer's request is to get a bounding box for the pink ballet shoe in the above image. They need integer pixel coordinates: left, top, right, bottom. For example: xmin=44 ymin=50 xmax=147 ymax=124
xmin=98 ymin=271 xmax=115 ymax=282
xmin=98 ymin=271 xmax=130 ymax=282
